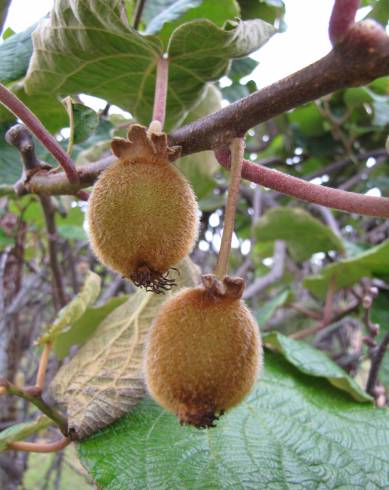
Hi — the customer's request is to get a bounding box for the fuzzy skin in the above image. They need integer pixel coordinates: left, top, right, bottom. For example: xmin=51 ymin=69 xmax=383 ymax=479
xmin=144 ymin=286 xmax=262 ymax=426
xmin=87 ymin=158 xmax=198 ymax=278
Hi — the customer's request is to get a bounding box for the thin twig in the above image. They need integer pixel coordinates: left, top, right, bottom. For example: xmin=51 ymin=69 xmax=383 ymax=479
xmin=289 ymin=303 xmax=322 ymax=320
xmin=214 ymin=138 xmax=245 ymax=279
xmin=36 ymin=342 xmax=52 ymax=391
xmin=7 ymin=437 xmax=71 ymax=453
xmin=0 ymin=85 xmax=78 ymax=183
xmin=366 ymin=331 xmax=389 ymax=396
xmin=1 ymin=381 xmax=68 ymax=435
xmin=132 ymin=0 xmax=146 ymax=30
xmin=39 ymin=195 xmax=67 ymax=309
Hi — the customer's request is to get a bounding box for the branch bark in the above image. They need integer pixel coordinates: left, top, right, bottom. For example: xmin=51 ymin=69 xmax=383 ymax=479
xmin=169 ymin=20 xmax=389 ymax=155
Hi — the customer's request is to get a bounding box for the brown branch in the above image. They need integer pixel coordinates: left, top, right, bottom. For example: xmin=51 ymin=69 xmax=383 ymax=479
xmin=169 ymin=20 xmax=389 ymax=155
xmin=0 ymin=86 xmax=78 ymax=183
xmin=7 ymin=437 xmax=71 ymax=453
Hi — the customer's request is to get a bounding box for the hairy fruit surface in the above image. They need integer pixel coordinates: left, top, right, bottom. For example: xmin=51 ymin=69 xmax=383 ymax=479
xmin=87 ymin=124 xmax=198 ymax=292
xmin=144 ymin=275 xmax=262 ymax=428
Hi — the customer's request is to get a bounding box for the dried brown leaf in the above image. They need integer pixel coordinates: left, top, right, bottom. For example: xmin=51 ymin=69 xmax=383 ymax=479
xmin=49 ymin=258 xmax=199 ymax=439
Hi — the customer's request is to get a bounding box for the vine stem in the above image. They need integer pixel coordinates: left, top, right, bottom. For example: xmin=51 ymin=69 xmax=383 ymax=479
xmin=0 ymin=83 xmax=78 ymax=183
xmin=214 ymin=138 xmax=245 ymax=279
xmin=215 ymin=148 xmax=389 ymax=218
xmin=2 ymin=381 xmax=68 ymax=435
xmin=8 ymin=436 xmax=71 ymax=453
xmin=329 ymin=0 xmax=359 ymax=45
xmin=36 ymin=342 xmax=52 ymax=391
xmin=151 ymin=55 xmax=169 ymax=130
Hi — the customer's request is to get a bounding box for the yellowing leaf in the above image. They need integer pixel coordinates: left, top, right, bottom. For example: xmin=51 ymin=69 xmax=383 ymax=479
xmin=0 ymin=416 xmax=53 ymax=451
xmin=38 ymin=271 xmax=101 ymax=344
xmin=49 ymin=258 xmax=199 ymax=439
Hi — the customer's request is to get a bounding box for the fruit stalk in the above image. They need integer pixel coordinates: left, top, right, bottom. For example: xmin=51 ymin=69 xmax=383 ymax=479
xmin=214 ymin=137 xmax=245 ymax=279
xmin=151 ymin=55 xmax=169 ymax=131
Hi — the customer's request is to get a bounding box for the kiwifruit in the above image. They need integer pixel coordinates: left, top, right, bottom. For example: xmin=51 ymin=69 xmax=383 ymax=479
xmin=144 ymin=274 xmax=262 ymax=428
xmin=87 ymin=124 xmax=198 ymax=293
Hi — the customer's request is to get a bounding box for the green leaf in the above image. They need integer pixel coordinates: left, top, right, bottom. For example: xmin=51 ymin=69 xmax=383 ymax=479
xmin=238 ymin=0 xmax=285 ymax=24
xmin=0 ymin=416 xmax=53 ymax=451
xmin=288 ymin=103 xmax=326 ymax=136
xmin=304 ymin=240 xmax=389 ymax=298
xmin=255 ymin=207 xmax=344 ymax=261
xmin=78 ymin=351 xmax=389 ymax=489
xmin=166 ymin=17 xmax=273 ymax=128
xmin=0 ymin=227 xmax=13 ymax=247
xmin=53 ymin=296 xmax=128 ymax=359
xmin=145 ymin=0 xmax=240 ymax=47
xmin=25 ymin=0 xmax=274 ymax=129
xmin=71 ymin=103 xmax=99 ymax=144
xmin=38 ymin=271 xmax=101 ymax=344
xmin=256 ymin=289 xmax=290 ymax=327
xmin=0 ymin=22 xmax=36 ymax=84
xmin=264 ymin=331 xmax=373 ymax=402
xmin=228 ymin=56 xmax=258 ymax=81
xmin=49 ymin=259 xmax=199 ymax=439
xmin=366 ymin=0 xmax=389 ymax=25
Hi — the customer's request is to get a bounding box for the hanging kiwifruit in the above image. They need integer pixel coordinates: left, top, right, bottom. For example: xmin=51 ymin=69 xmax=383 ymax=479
xmin=87 ymin=124 xmax=198 ymax=293
xmin=144 ymin=274 xmax=262 ymax=428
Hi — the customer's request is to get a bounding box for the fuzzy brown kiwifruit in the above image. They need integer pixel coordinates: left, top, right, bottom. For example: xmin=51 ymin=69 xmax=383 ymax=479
xmin=87 ymin=124 xmax=198 ymax=293
xmin=144 ymin=275 xmax=262 ymax=428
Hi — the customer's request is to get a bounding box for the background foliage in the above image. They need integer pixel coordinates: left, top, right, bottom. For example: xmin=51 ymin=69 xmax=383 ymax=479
xmin=1 ymin=0 xmax=389 ymax=489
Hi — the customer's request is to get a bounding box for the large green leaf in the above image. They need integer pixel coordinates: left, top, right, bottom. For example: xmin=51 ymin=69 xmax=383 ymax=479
xmin=255 ymin=207 xmax=344 ymax=261
xmin=0 ymin=416 xmax=53 ymax=451
xmin=24 ymin=0 xmax=274 ymax=129
xmin=304 ymin=240 xmax=389 ymax=298
xmin=264 ymin=331 xmax=372 ymax=402
xmin=0 ymin=22 xmax=36 ymax=84
xmin=78 ymin=351 xmax=389 ymax=489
